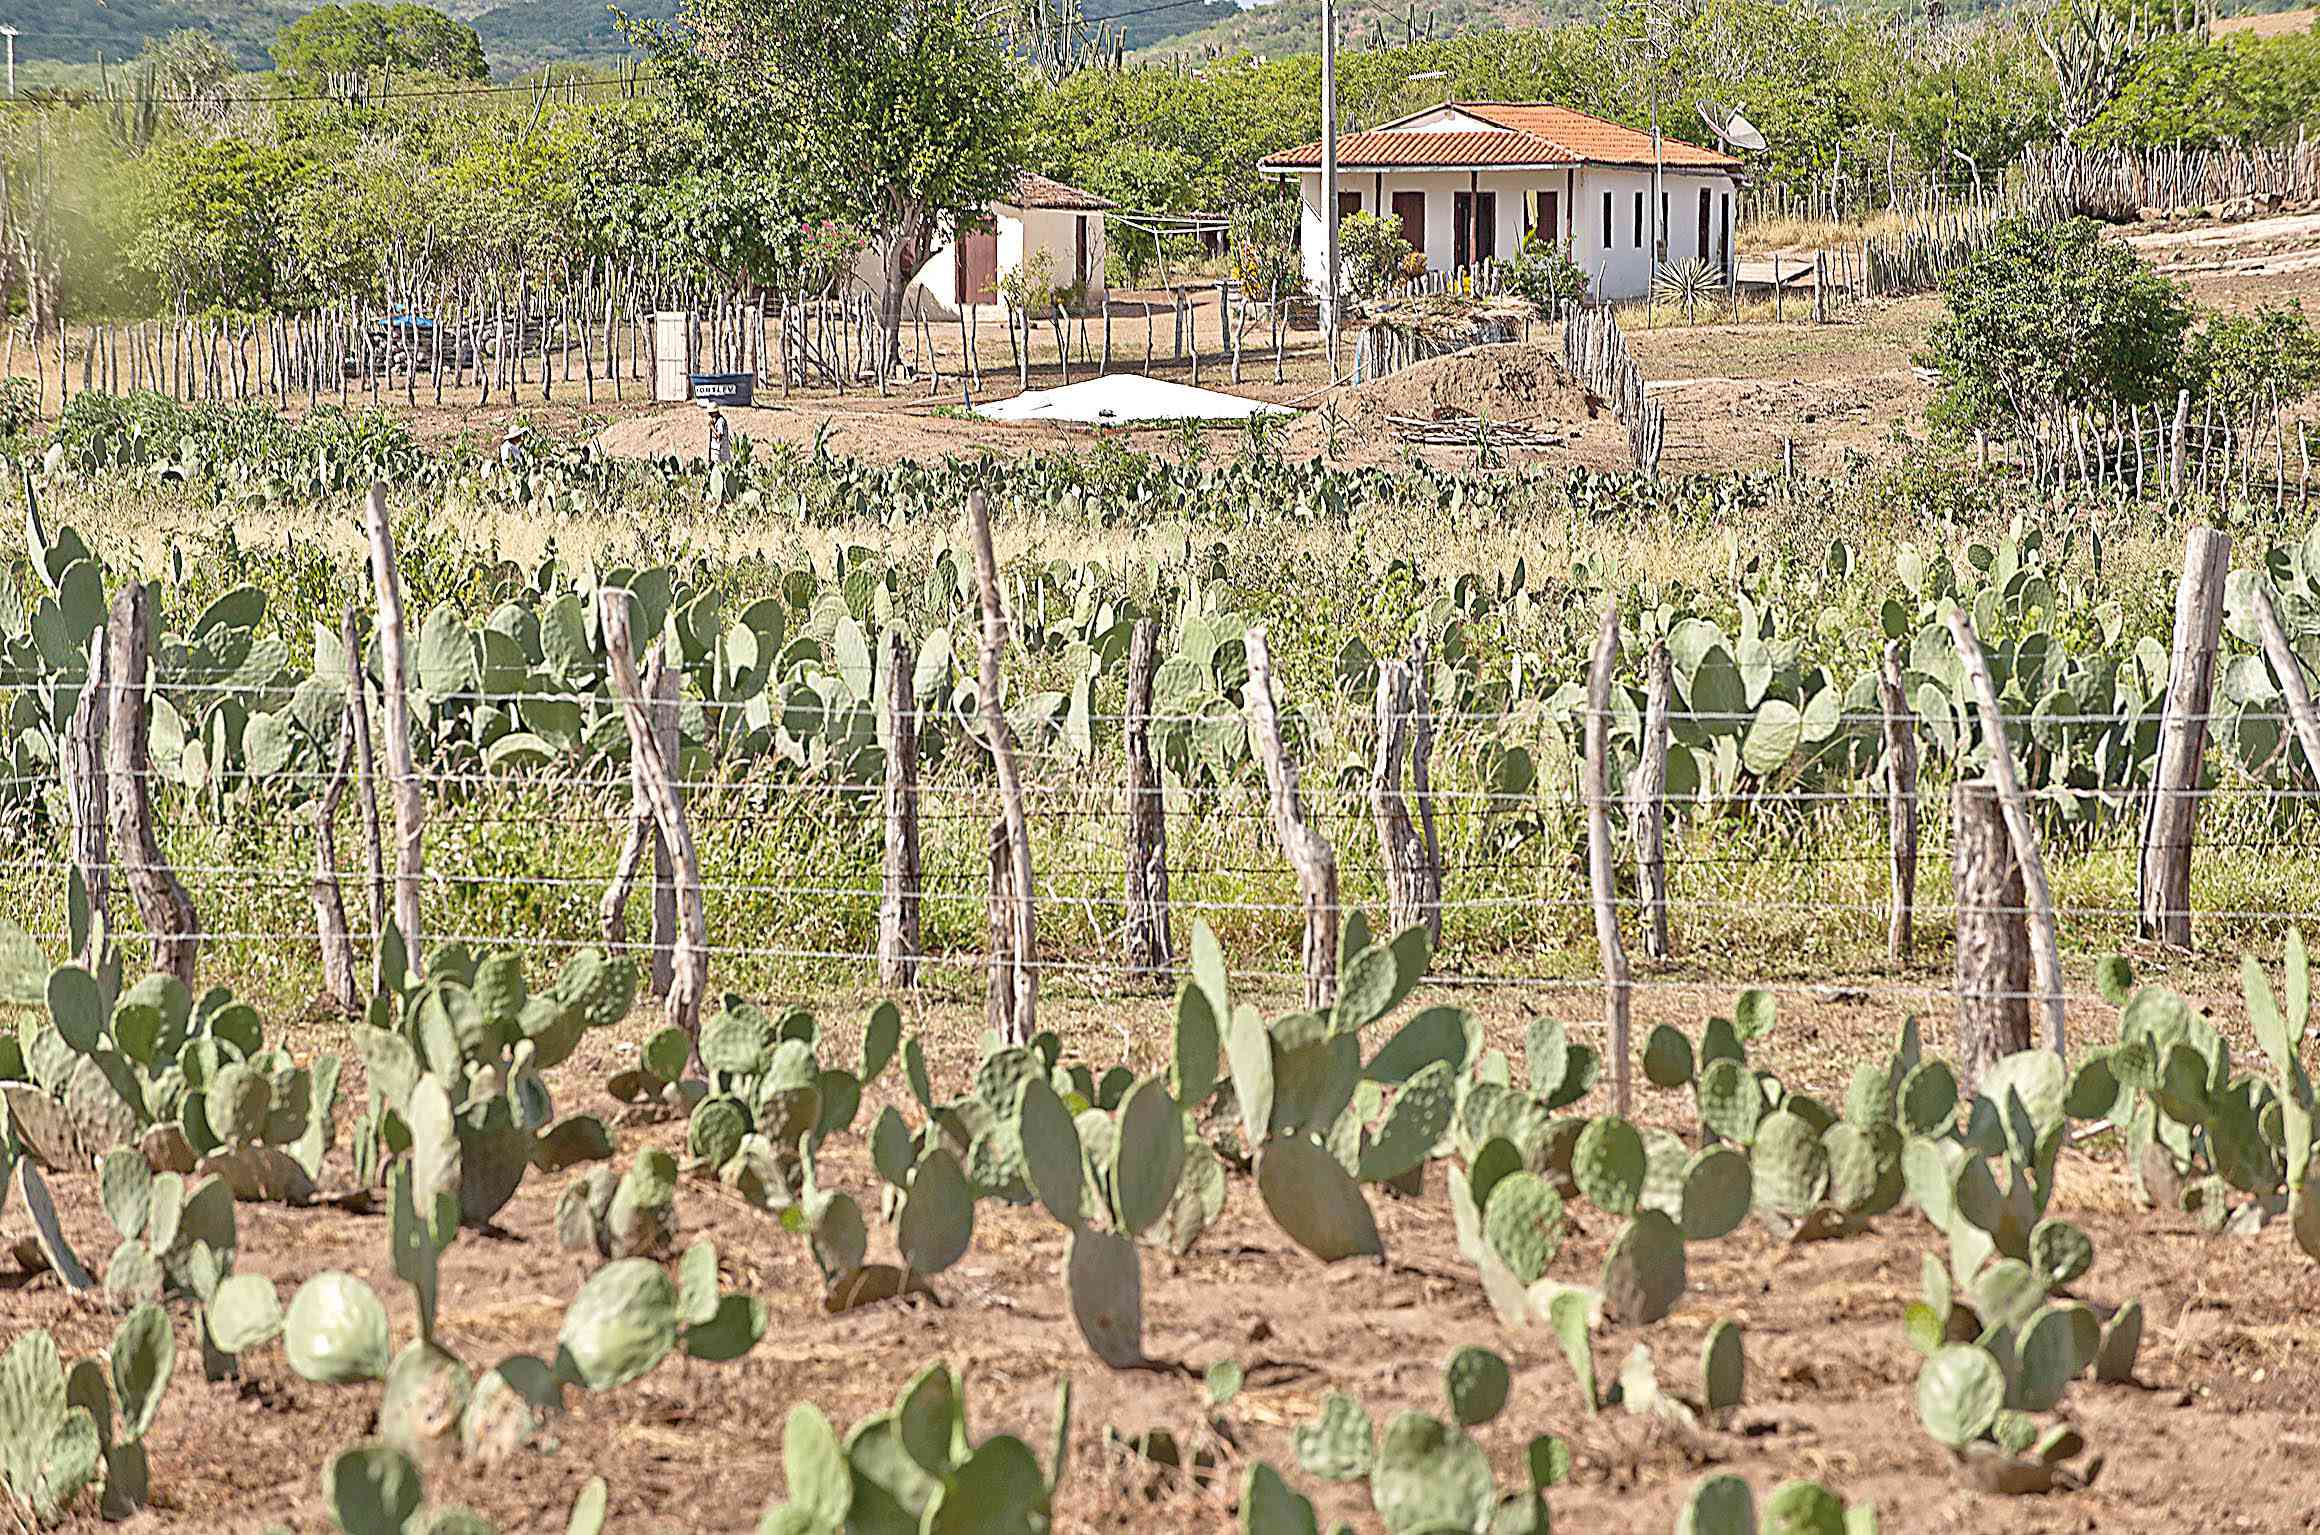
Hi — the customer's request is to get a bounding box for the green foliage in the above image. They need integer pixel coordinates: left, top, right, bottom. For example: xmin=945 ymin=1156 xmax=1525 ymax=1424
xmin=2086 ymin=30 xmax=2320 ymax=150
xmin=272 ymin=3 xmax=488 ymax=85
xmin=1229 ymin=196 xmax=1303 ymax=303
xmin=2189 ymin=300 xmax=2320 ymax=424
xmin=634 ymin=0 xmax=1026 ymax=338
xmin=1925 ymin=217 xmax=2195 ymax=435
xmin=1338 ymin=210 xmax=1412 ymax=300
xmin=1502 ymin=231 xmax=1590 ymax=312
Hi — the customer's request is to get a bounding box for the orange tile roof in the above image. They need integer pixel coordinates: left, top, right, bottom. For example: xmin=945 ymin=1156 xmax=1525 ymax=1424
xmin=1011 ymin=172 xmax=1114 ymax=211
xmin=1459 ymin=103 xmax=1741 ymax=169
xmin=1259 ymin=102 xmax=1741 ymax=174
xmin=1261 ymin=129 xmax=1580 ymax=171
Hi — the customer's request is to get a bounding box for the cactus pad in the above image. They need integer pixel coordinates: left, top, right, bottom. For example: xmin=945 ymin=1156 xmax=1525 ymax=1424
xmin=1480 ymin=1172 xmax=1564 ymax=1284
xmin=1369 ymin=1412 xmax=1493 ymax=1535
xmin=1292 ymin=1391 xmax=1373 ymax=1482
xmin=1258 ymin=1134 xmax=1383 ymax=1262
xmin=1669 ymin=1147 xmax=1744 ymax=1242
xmin=1064 ymin=1227 xmax=1144 ymax=1368
xmin=285 ymin=1272 xmax=391 ymax=1384
xmin=1601 ymin=1210 xmax=1686 ymax=1323
xmin=2028 ymin=1217 xmax=2094 ymax=1289
xmin=1643 ymin=1025 xmax=1695 ymax=1090
xmin=1572 ymin=1116 xmax=1646 ymax=1214
xmin=1695 ymin=1057 xmax=1762 ymax=1146
xmin=1750 ymin=1110 xmax=1830 ymax=1217
xmin=1442 ymin=1345 xmax=1510 ymax=1427
xmin=1914 ymin=1344 xmax=2002 ymax=1448
xmin=1701 ymin=1319 xmax=1743 ymax=1413
xmin=1676 ymin=1473 xmax=1754 ymax=1535
xmin=557 ymin=1259 xmax=680 ymax=1390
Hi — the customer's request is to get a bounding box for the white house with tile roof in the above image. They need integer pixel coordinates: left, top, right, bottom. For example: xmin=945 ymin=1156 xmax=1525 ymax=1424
xmin=857 ymin=171 xmax=1115 ymax=318
xmin=1259 ymin=102 xmax=1743 ymax=301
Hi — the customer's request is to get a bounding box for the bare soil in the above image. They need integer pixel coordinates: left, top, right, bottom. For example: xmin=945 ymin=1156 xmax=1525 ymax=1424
xmin=9 ymin=977 xmax=2317 ymax=1534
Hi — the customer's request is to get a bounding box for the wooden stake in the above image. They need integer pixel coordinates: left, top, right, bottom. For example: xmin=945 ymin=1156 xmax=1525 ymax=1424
xmin=1122 ymin=616 xmax=1173 ymax=981
xmin=966 ymin=489 xmax=1037 ymax=1042
xmin=1247 ymin=625 xmax=1339 ymax=1008
xmin=879 ymin=629 xmax=923 ymax=988
xmin=106 ymin=583 xmax=200 ymax=986
xmin=1877 ymin=639 xmax=1919 ymax=963
xmin=2248 ymin=573 xmax=2320 ymax=786
xmin=601 ymin=590 xmax=707 ymax=1045
xmin=1372 ymin=654 xmax=1441 ymax=946
xmin=1951 ymin=780 xmax=2032 ymax=1099
xmin=1945 ymin=606 xmax=2066 ymax=1059
xmin=2138 ymin=527 xmax=2230 ymax=948
xmin=1585 ymin=597 xmax=1633 ymax=1115
xmin=1630 ymin=640 xmax=1670 ymax=962
xmin=363 ymin=483 xmax=426 ymax=967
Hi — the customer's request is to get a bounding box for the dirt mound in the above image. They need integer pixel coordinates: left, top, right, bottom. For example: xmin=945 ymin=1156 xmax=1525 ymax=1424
xmin=1343 ymin=340 xmax=1596 ymax=427
xmin=1288 ymin=341 xmax=1629 ymax=469
xmin=597 ymin=404 xmax=789 ymax=461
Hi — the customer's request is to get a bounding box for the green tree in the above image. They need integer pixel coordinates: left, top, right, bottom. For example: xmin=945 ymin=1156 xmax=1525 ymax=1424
xmin=633 ymin=0 xmax=1027 ymax=369
xmin=127 ymin=134 xmax=308 ymax=309
xmin=2190 ymin=300 xmax=2320 ymax=424
xmin=1503 ymin=230 xmax=1589 ymax=311
xmin=1887 ymin=27 xmax=2055 ymax=189
xmin=1924 ymin=216 xmax=2194 ymax=436
xmin=273 ymin=4 xmax=489 ymax=85
xmin=2086 ymin=32 xmax=2320 ymax=150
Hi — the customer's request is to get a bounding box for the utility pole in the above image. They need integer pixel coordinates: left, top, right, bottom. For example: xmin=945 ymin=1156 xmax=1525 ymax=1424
xmin=1321 ymin=0 xmax=1340 ymax=373
xmin=0 ymin=28 xmax=17 ymax=99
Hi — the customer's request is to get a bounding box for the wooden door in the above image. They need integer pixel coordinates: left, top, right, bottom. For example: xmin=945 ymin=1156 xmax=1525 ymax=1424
xmin=1697 ymin=188 xmax=1712 ymax=261
xmin=958 ymin=221 xmax=998 ymax=305
xmin=1391 ymin=190 xmax=1425 ymax=253
xmin=1540 ymin=189 xmax=1560 ymax=246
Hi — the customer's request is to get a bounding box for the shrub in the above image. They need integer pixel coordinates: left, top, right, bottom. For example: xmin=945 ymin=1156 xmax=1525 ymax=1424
xmin=2190 ymin=300 xmax=2320 ymax=423
xmin=1229 ymin=198 xmax=1301 ymax=304
xmin=998 ymin=249 xmax=1068 ymax=315
xmin=1504 ymin=232 xmax=1590 ymax=311
xmin=1924 ymin=215 xmax=2194 ymax=436
xmin=0 ymin=377 xmax=36 ymax=439
xmin=1339 ymin=211 xmax=1413 ymax=299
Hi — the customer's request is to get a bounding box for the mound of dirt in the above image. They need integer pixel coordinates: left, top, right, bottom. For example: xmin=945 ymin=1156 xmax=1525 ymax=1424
xmin=1340 ymin=340 xmax=1597 ymax=428
xmin=1288 ymin=341 xmax=1630 ymax=469
xmin=597 ymin=404 xmax=792 ymax=461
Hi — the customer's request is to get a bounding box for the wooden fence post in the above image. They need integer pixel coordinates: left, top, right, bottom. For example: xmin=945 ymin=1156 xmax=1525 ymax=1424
xmin=879 ymin=630 xmax=923 ymax=988
xmin=63 ymin=630 xmax=110 ymax=968
xmin=1586 ymin=596 xmax=1633 ymax=1115
xmin=1247 ymin=626 xmax=1339 ymax=1009
xmin=106 ymin=584 xmax=200 ymax=986
xmin=1946 ymin=606 xmax=2067 ymax=1059
xmin=2138 ymin=527 xmax=2230 ymax=948
xmin=599 ymin=649 xmax=667 ymax=963
xmin=1123 ymin=616 xmax=1173 ymax=981
xmin=601 ymin=590 xmax=707 ymax=1047
xmin=1952 ymin=780 xmax=2032 ymax=1100
xmin=1877 ymin=639 xmax=1919 ymax=963
xmin=966 ymin=489 xmax=1037 ymax=1043
xmin=364 ymin=483 xmax=426 ymax=969
xmin=1372 ymin=657 xmax=1441 ymax=946
xmin=2248 ymin=574 xmax=2320 ymax=786
xmin=1629 ymin=640 xmax=1671 ymax=962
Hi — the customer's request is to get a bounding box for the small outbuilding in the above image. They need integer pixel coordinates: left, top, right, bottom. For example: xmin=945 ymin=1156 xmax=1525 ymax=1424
xmin=1260 ymin=102 xmax=1743 ymax=301
xmin=866 ymin=171 xmax=1115 ymax=318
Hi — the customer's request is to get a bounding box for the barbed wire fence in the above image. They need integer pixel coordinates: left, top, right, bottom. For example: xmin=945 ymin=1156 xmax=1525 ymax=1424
xmin=8 ymin=501 xmax=2317 ymax=1089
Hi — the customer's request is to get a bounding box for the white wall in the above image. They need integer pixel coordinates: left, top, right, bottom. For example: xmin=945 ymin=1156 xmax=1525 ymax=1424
xmin=853 ymin=204 xmax=1109 ymax=320
xmin=1290 ymin=164 xmax=1736 ymax=302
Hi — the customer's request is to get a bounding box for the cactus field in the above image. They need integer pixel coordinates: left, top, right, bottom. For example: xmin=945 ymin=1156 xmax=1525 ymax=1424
xmin=3 ymin=409 xmax=2319 ymax=1533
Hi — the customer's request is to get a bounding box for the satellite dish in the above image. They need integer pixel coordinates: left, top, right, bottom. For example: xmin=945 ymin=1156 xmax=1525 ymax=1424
xmin=1697 ymin=101 xmax=1768 ymax=153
